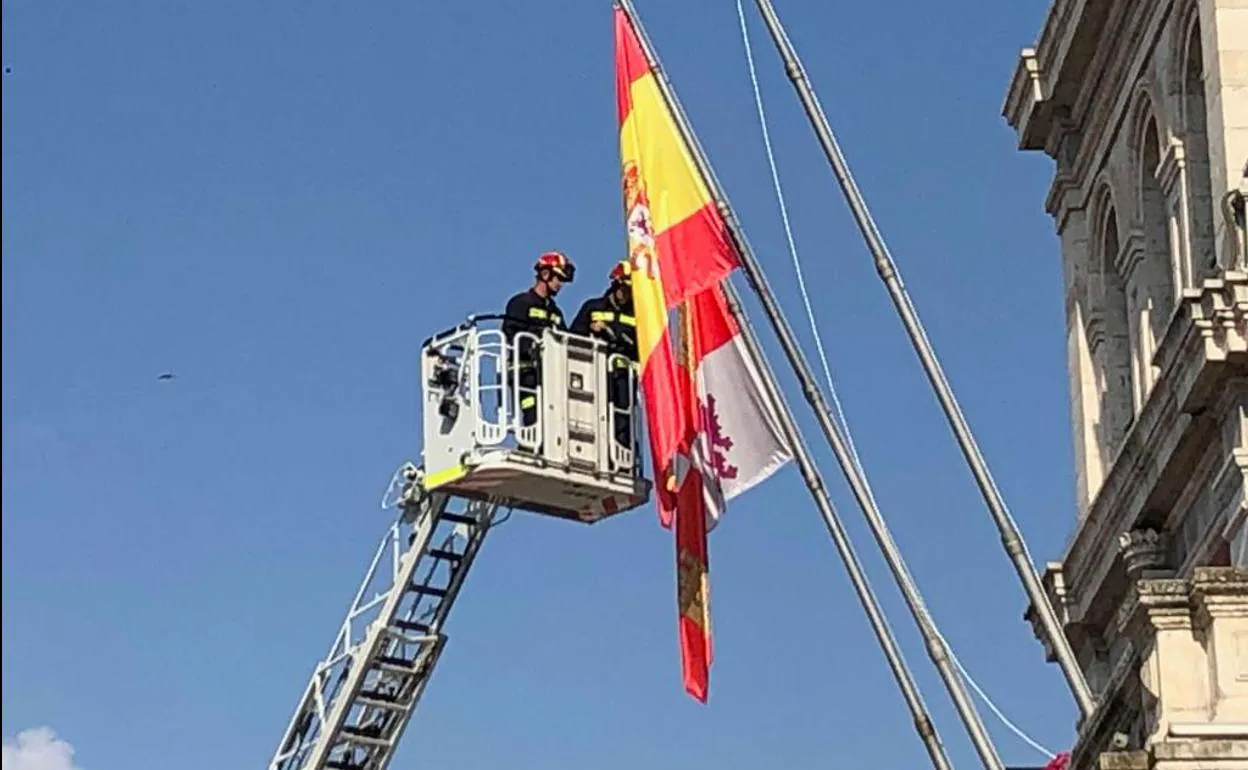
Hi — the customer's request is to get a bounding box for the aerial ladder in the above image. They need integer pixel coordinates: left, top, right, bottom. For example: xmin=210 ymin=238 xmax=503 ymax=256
xmin=268 ymin=317 xmax=652 ymax=770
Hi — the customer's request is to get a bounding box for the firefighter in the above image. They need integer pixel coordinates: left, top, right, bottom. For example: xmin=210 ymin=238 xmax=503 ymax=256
xmin=571 ymin=260 xmax=638 ymax=467
xmin=502 ymin=250 xmax=575 ymax=430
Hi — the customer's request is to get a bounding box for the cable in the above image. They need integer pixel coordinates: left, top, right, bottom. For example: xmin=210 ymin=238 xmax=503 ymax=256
xmin=732 ymin=0 xmax=1055 ymax=759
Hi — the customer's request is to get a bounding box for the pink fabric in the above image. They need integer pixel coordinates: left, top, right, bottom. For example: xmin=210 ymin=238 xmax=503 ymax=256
xmin=1044 ymin=752 xmax=1070 ymax=770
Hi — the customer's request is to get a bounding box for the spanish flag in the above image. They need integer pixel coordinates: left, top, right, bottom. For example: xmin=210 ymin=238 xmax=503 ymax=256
xmin=615 ymin=3 xmax=740 ymax=528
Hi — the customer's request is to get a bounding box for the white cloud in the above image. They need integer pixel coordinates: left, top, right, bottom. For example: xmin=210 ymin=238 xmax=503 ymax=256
xmin=1 ymin=728 xmax=80 ymax=770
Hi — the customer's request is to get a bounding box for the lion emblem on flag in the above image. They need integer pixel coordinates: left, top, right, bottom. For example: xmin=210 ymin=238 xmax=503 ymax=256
xmin=622 ymin=160 xmax=660 ymax=280
xmin=699 ymin=393 xmax=739 ymax=482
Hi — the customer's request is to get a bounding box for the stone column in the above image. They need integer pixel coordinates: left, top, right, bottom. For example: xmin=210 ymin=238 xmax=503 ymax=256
xmin=1118 ymin=531 xmax=1211 ymax=742
xmin=1198 ymin=0 xmax=1248 ymax=268
xmin=1190 ymin=567 xmax=1248 ymax=721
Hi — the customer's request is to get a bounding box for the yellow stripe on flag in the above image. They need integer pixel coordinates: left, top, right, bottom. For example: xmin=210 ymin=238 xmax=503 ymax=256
xmin=619 ymin=73 xmax=714 ymax=235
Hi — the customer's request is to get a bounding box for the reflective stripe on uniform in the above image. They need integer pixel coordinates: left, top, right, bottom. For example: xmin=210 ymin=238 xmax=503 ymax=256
xmin=591 ymin=310 xmax=615 ymax=323
xmin=520 ymin=395 xmax=537 ymax=409
xmin=618 ymin=314 xmax=635 ymax=326
xmin=525 ymin=305 xmax=560 ymax=327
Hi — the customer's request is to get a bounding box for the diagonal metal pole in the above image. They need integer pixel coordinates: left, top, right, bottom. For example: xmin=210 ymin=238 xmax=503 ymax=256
xmin=718 ymin=282 xmax=958 ymax=770
xmin=617 ymin=4 xmax=956 ymax=769
xmin=748 ymin=0 xmax=1096 ymax=720
xmin=724 ymin=278 xmax=958 ymax=770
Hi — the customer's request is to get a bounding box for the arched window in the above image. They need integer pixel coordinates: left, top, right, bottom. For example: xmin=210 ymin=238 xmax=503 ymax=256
xmin=1180 ymin=12 xmax=1217 ymax=279
xmin=1133 ymin=113 xmax=1177 ymax=406
xmin=1086 ymin=197 xmax=1135 ymax=476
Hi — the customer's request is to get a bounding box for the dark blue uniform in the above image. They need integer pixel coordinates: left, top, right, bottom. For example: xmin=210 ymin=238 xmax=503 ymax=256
xmin=570 ymin=293 xmax=637 ymax=361
xmin=503 ymin=288 xmax=566 ymax=428
xmin=571 ymin=292 xmax=638 ymax=467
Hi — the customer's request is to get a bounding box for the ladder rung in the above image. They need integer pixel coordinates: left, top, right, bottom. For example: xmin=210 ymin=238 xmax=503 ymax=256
xmin=428 ymin=548 xmax=463 ymax=562
xmin=391 ymin=618 xmax=432 ymax=634
xmin=339 ymin=727 xmax=390 ymax=749
xmin=374 ymin=655 xmax=418 ymax=673
xmin=409 ymin=583 xmax=448 ymax=599
xmin=358 ymin=688 xmax=400 ymax=703
xmin=440 ymin=512 xmax=478 ymax=527
xmin=357 ymin=695 xmax=407 ymax=711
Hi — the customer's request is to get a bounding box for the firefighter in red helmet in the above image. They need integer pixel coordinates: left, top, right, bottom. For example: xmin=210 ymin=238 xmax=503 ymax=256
xmin=571 ymin=259 xmax=638 ymax=469
xmin=570 ymin=259 xmax=636 ymax=360
xmin=503 ymin=251 xmax=575 ymax=430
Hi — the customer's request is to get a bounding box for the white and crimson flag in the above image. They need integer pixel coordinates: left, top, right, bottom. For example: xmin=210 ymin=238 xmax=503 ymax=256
xmin=684 ymin=282 xmax=791 ymax=532
xmin=671 ymin=282 xmax=792 ymax=701
xmin=615 ymin=3 xmax=793 ymax=702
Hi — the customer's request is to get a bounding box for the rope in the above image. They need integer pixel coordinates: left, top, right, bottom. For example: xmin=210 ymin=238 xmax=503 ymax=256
xmin=732 ymin=0 xmax=1055 ymax=760
xmin=380 ymin=464 xmax=410 ymax=510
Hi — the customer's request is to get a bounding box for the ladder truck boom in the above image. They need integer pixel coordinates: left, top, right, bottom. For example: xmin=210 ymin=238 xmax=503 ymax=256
xmin=269 ymin=318 xmax=652 ymax=770
xmin=269 ymin=476 xmax=498 ymax=770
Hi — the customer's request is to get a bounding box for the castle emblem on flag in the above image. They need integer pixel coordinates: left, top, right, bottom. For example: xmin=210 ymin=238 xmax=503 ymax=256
xmin=676 ymin=548 xmax=707 ymax=622
xmin=622 ymin=160 xmax=660 ymax=280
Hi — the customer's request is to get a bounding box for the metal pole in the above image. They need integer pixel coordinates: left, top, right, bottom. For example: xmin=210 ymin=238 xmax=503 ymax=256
xmin=748 ymin=0 xmax=1096 ymax=719
xmin=616 ymin=4 xmax=955 ymax=769
xmin=616 ymin=4 xmax=1005 ymax=766
xmin=720 ymin=281 xmax=955 ymax=770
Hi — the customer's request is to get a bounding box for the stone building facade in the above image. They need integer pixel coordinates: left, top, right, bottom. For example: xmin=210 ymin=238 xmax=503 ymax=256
xmin=1003 ymin=0 xmax=1248 ymax=767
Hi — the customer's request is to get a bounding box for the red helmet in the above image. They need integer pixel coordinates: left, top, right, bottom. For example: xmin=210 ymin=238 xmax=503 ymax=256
xmin=609 ymin=259 xmax=633 ymax=286
xmin=534 ymin=250 xmax=575 ymax=282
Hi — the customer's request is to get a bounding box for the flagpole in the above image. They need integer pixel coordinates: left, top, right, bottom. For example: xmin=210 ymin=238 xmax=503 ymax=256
xmin=615 ymin=4 xmax=955 ymax=769
xmin=615 ymin=3 xmax=1007 ymax=768
xmin=746 ymin=0 xmax=1096 ymax=720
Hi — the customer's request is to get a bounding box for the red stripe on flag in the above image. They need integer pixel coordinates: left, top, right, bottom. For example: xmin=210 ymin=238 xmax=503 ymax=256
xmin=638 ymin=328 xmax=693 ymax=526
xmin=685 ymin=281 xmax=739 ymax=364
xmin=614 ymin=7 xmax=650 ymax=119
xmin=674 ymin=464 xmax=712 ymax=702
xmin=653 ymin=201 xmax=740 ymax=309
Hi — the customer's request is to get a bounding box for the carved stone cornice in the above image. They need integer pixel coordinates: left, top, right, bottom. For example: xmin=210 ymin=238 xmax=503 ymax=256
xmin=1117 ymin=578 xmax=1192 ymax=637
xmin=1151 ymin=737 xmax=1248 ymax=763
xmin=1095 ymin=750 xmax=1148 ymax=770
xmin=1154 ymin=274 xmax=1247 ymax=375
xmin=1027 ymin=562 xmax=1082 ymax=660
xmin=1004 ymin=47 xmax=1048 ymax=150
xmin=1002 ymin=0 xmax=1118 ymax=152
xmin=1190 ymin=566 xmax=1248 ymax=629
xmin=1118 ymin=529 xmax=1173 ymax=581
xmin=1192 ymin=272 xmax=1248 ymax=362
xmin=1059 ymin=273 xmax=1248 ymax=634
xmin=1007 ymin=0 xmax=1173 ymax=233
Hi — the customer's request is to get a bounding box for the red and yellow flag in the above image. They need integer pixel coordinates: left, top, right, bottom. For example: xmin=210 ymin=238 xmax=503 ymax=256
xmin=614 ymin=3 xmax=741 ymax=528
xmin=674 ymin=472 xmax=713 ymax=701
xmin=616 ymin=1 xmax=765 ymax=703
xmin=673 ymin=302 xmax=713 ymax=702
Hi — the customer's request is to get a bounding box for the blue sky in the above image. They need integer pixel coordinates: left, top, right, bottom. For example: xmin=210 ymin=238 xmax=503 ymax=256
xmin=2 ymin=0 xmax=1075 ymax=768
